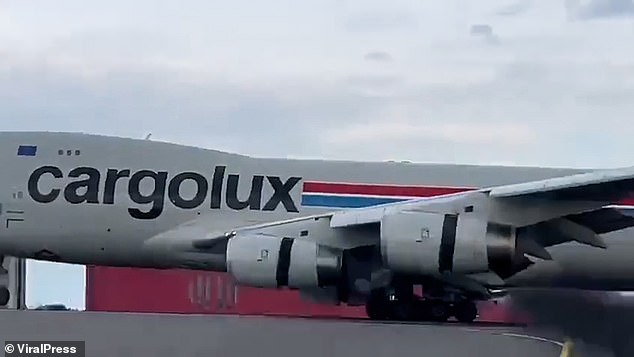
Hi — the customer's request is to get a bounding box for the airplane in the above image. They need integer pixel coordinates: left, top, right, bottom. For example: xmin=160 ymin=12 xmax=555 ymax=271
xmin=2 ymin=131 xmax=634 ymax=323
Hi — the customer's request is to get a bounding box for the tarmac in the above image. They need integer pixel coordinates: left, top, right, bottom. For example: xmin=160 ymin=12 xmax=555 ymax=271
xmin=0 ymin=310 xmax=584 ymax=357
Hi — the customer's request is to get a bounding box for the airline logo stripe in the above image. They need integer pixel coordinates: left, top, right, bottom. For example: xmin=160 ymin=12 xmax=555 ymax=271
xmin=300 ymin=181 xmax=634 ymax=209
xmin=302 ymin=181 xmax=474 ymax=197
xmin=301 ymin=181 xmax=474 ymax=208
xmin=301 ymin=195 xmax=404 ymax=208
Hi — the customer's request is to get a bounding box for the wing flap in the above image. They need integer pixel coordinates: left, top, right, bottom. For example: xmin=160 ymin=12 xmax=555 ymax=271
xmin=515 ymin=207 xmax=634 ymax=258
xmin=565 ymin=207 xmax=634 ymax=234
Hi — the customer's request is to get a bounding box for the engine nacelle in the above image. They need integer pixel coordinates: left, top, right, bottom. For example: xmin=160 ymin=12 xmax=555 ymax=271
xmin=225 ymin=233 xmax=343 ymax=289
xmin=380 ymin=211 xmax=517 ymax=277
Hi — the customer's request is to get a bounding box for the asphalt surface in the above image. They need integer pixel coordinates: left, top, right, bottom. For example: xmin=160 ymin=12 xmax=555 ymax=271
xmin=0 ymin=310 xmax=576 ymax=357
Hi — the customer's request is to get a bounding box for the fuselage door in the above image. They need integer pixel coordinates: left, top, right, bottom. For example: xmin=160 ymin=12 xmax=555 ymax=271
xmin=0 ymin=188 xmax=26 ymax=232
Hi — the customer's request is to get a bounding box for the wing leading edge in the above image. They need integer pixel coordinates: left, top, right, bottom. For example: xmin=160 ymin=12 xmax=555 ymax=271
xmin=331 ymin=165 xmax=634 ymax=230
xmin=150 ymin=165 xmax=634 ymax=280
xmin=143 ymin=165 xmax=634 ymax=302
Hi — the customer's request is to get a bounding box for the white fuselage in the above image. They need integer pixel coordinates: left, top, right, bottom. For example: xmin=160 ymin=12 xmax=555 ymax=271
xmin=2 ymin=131 xmax=634 ymax=290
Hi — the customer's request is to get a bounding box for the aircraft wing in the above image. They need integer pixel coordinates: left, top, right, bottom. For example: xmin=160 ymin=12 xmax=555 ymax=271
xmin=324 ymin=165 xmax=634 ymax=272
xmin=487 ymin=165 xmax=634 ymax=201
xmin=565 ymin=207 xmax=634 ymax=235
xmin=179 ymin=166 xmax=634 ymax=255
xmin=149 ymin=165 xmax=634 ymax=297
xmin=330 ymin=165 xmax=634 ymax=230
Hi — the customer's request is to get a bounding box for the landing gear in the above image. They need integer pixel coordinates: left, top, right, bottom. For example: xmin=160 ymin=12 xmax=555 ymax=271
xmin=428 ymin=301 xmax=451 ymax=322
xmin=365 ymin=289 xmax=391 ymax=320
xmin=0 ymin=255 xmax=10 ymax=306
xmin=453 ymin=301 xmax=478 ymax=323
xmin=364 ymin=287 xmax=479 ymax=323
xmin=0 ymin=287 xmax=9 ymax=306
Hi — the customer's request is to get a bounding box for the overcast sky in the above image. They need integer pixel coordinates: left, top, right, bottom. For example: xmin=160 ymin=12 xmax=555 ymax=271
xmin=2 ymin=0 xmax=633 ymax=308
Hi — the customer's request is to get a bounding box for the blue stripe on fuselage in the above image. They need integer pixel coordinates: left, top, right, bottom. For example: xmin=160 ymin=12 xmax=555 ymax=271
xmin=301 ymin=194 xmax=406 ymax=208
xmin=300 ymin=195 xmax=634 ymax=219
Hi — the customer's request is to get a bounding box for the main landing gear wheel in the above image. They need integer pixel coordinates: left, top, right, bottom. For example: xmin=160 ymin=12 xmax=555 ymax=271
xmin=365 ymin=290 xmax=390 ymax=320
xmin=0 ymin=287 xmax=10 ymax=306
xmin=453 ymin=301 xmax=478 ymax=323
xmin=364 ymin=287 xmax=480 ymax=323
xmin=391 ymin=301 xmax=416 ymax=322
xmin=428 ymin=301 xmax=451 ymax=322
xmin=365 ymin=295 xmax=479 ymax=323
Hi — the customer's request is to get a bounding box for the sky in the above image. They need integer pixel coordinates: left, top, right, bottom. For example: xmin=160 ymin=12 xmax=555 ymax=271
xmin=1 ymin=0 xmax=634 ymax=309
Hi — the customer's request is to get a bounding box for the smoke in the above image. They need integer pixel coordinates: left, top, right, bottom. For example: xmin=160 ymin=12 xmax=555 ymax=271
xmin=508 ymin=288 xmax=634 ymax=356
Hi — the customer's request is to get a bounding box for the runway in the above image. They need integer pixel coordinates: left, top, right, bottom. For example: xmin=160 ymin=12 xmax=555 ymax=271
xmin=0 ymin=310 xmax=577 ymax=357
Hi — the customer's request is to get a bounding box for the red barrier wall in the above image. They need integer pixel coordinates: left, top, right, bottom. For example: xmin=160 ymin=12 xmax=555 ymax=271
xmin=85 ymin=266 xmax=523 ymax=322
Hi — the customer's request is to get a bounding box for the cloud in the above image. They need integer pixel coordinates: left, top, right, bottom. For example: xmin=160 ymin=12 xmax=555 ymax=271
xmin=324 ymin=121 xmax=537 ymax=146
xmin=336 ymin=0 xmax=421 ymax=32
xmin=565 ymin=0 xmax=634 ymax=20
xmin=26 ymin=261 xmax=85 ymax=309
xmin=343 ymin=12 xmax=416 ymax=32
xmin=495 ymin=0 xmax=532 ymax=16
xmin=1 ymin=0 xmax=634 ymax=169
xmin=470 ymin=24 xmax=501 ymax=45
xmin=364 ymin=51 xmax=394 ymax=63
xmin=470 ymin=24 xmax=494 ymax=36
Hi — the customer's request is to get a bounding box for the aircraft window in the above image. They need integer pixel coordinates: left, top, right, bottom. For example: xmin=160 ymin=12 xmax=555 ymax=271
xmin=17 ymin=191 xmax=23 ymax=199
xmin=300 ymin=230 xmax=308 ymax=237
xmin=58 ymin=149 xmax=82 ymax=155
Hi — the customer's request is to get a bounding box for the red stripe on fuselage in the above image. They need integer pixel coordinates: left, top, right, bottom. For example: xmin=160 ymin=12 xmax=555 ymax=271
xmin=302 ymin=181 xmax=474 ymax=197
xmin=302 ymin=181 xmax=634 ymax=206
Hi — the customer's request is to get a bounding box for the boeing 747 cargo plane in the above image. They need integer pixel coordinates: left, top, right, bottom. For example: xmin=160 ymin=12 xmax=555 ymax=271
xmin=2 ymin=131 xmax=634 ymax=323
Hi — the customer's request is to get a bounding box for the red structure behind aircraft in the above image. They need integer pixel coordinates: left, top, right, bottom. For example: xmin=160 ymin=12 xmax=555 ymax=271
xmin=85 ymin=266 xmax=525 ymax=323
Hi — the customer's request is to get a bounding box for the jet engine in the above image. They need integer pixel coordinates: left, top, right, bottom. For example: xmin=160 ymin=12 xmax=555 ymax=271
xmin=380 ymin=211 xmax=520 ymax=278
xmin=225 ymin=233 xmax=344 ymax=289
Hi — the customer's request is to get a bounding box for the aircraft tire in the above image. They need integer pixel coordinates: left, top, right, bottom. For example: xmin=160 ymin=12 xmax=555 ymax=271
xmin=0 ymin=287 xmax=10 ymax=306
xmin=453 ymin=301 xmax=478 ymax=323
xmin=390 ymin=301 xmax=416 ymax=321
xmin=428 ymin=301 xmax=450 ymax=322
xmin=365 ymin=290 xmax=390 ymax=320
